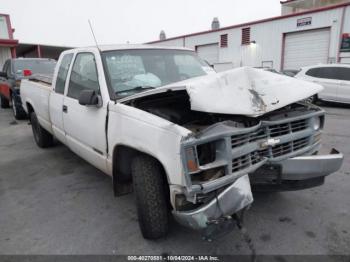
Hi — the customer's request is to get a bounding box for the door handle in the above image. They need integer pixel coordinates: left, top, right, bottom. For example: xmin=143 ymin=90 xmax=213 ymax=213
xmin=62 ymin=105 xmax=68 ymax=113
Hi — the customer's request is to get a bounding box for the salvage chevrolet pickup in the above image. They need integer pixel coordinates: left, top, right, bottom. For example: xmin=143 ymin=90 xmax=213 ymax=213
xmin=20 ymin=45 xmax=343 ymax=239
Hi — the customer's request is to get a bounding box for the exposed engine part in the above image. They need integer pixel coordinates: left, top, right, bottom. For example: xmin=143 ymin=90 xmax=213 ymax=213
xmin=127 ymin=90 xmax=319 ymax=135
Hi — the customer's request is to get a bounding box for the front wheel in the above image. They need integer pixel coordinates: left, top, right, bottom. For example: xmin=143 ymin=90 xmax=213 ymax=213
xmin=131 ymin=155 xmax=169 ymax=239
xmin=30 ymin=112 xmax=53 ymax=148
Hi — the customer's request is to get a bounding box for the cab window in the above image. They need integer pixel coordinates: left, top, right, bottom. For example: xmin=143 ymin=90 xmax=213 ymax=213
xmin=67 ymin=53 xmax=100 ymax=99
xmin=55 ymin=54 xmax=73 ymax=94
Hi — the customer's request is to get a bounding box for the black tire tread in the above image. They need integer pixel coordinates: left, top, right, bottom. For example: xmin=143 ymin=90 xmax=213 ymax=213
xmin=30 ymin=112 xmax=53 ymax=148
xmin=131 ymin=155 xmax=169 ymax=239
xmin=0 ymin=95 xmax=9 ymax=108
xmin=12 ymin=99 xmax=26 ymax=120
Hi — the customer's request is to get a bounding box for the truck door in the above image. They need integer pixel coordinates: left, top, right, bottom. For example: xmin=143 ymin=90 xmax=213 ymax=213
xmin=62 ymin=52 xmax=108 ymax=172
xmin=49 ymin=53 xmax=73 ymax=144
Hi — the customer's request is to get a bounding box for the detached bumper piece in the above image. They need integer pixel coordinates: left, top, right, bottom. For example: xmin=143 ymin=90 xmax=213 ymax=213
xmin=173 ymin=175 xmax=253 ymax=237
xmin=250 ymin=149 xmax=343 ymax=191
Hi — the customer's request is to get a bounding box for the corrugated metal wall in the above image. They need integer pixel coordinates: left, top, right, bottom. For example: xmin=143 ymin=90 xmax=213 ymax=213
xmin=0 ymin=47 xmax=11 ymax=69
xmin=151 ymin=6 xmax=348 ymax=71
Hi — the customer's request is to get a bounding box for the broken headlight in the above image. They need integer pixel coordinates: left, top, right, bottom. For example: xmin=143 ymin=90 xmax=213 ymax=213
xmin=184 ymin=140 xmax=218 ymax=173
xmin=197 ymin=141 xmax=217 ymax=166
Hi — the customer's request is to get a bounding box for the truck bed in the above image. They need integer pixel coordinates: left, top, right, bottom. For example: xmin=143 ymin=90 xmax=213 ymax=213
xmin=20 ymin=78 xmax=52 ymax=133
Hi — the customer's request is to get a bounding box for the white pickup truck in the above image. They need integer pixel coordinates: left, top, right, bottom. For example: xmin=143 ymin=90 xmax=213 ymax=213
xmin=20 ymin=45 xmax=343 ymax=240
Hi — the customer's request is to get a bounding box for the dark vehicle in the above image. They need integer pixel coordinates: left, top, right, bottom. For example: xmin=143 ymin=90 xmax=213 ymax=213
xmin=0 ymin=58 xmax=56 ymax=119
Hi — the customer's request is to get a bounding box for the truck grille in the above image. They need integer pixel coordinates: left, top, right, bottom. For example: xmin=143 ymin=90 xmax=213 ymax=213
xmin=231 ymin=136 xmax=311 ymax=173
xmin=269 ymin=119 xmax=308 ymax=137
xmin=231 ymin=118 xmax=309 ymax=149
xmin=232 ymin=151 xmax=262 ymax=172
xmin=270 ymin=136 xmax=310 ymax=157
xmin=230 ymin=118 xmax=311 ymax=173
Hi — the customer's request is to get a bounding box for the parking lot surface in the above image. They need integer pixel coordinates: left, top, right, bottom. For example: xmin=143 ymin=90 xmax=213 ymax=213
xmin=0 ymin=104 xmax=349 ymax=255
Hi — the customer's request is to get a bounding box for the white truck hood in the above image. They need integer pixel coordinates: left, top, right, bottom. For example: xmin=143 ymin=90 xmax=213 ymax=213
xmin=119 ymin=67 xmax=323 ymax=117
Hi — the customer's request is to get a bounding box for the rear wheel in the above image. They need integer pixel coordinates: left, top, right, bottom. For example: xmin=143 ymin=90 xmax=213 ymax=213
xmin=0 ymin=95 xmax=9 ymax=108
xmin=30 ymin=111 xmax=53 ymax=148
xmin=11 ymin=96 xmax=26 ymax=120
xmin=131 ymin=155 xmax=169 ymax=239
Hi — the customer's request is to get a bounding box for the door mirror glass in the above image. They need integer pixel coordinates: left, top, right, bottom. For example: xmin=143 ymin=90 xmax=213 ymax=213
xmin=78 ymin=89 xmax=101 ymax=106
xmin=0 ymin=71 xmax=7 ymax=78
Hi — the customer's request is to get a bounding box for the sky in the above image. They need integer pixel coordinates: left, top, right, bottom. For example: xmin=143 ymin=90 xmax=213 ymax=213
xmin=1 ymin=0 xmax=281 ymax=47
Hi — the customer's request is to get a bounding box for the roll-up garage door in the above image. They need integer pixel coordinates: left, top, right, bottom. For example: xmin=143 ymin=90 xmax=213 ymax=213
xmin=196 ymin=43 xmax=219 ymax=65
xmin=283 ymin=28 xmax=330 ymax=70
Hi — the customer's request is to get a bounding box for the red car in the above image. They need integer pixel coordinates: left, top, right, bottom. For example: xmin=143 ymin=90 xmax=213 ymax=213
xmin=0 ymin=58 xmax=56 ymax=119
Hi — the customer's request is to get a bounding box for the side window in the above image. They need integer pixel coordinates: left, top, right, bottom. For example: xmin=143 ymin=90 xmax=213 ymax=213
xmin=67 ymin=53 xmax=99 ymax=99
xmin=306 ymin=67 xmax=338 ymax=80
xmin=337 ymin=67 xmax=350 ymax=81
xmin=318 ymin=67 xmax=337 ymax=80
xmin=305 ymin=68 xmax=320 ymax=77
xmin=55 ymin=54 xmax=73 ymax=94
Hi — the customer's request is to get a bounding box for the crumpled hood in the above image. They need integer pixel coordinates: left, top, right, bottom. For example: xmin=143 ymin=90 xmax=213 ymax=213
xmin=119 ymin=67 xmax=323 ymax=117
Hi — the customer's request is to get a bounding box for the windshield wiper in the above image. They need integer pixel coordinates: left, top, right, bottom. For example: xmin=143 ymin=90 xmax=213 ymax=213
xmin=115 ymin=86 xmax=156 ymax=95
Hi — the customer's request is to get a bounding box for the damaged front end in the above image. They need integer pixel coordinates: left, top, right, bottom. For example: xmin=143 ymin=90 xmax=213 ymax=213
xmin=121 ymin=67 xmax=343 ymax=236
xmin=173 ymin=103 xmax=342 ymax=235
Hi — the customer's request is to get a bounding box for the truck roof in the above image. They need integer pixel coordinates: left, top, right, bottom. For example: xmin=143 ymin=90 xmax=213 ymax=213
xmin=70 ymin=44 xmax=193 ymax=52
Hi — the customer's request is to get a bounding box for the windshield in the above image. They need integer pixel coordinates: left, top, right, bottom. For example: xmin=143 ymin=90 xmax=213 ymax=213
xmin=13 ymin=59 xmax=56 ymax=77
xmin=102 ymin=49 xmax=213 ymax=97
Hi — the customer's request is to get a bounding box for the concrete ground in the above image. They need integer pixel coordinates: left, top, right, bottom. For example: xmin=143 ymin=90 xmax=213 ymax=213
xmin=0 ymin=104 xmax=349 ymax=256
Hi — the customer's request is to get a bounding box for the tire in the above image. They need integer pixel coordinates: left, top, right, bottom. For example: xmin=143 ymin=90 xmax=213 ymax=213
xmin=0 ymin=95 xmax=9 ymax=108
xmin=131 ymin=155 xmax=169 ymax=239
xmin=11 ymin=96 xmax=26 ymax=120
xmin=30 ymin=112 xmax=53 ymax=148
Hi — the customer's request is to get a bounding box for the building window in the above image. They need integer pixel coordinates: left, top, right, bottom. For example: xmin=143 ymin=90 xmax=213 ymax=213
xmin=220 ymin=34 xmax=228 ymax=48
xmin=241 ymin=27 xmax=251 ymax=45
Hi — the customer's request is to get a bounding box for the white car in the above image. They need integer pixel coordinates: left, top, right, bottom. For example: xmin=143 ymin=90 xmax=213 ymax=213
xmin=295 ymin=64 xmax=350 ymax=104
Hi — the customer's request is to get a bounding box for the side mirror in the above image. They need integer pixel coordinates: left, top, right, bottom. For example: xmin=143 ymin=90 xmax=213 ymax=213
xmin=78 ymin=90 xmax=101 ymax=107
xmin=0 ymin=71 xmax=7 ymax=78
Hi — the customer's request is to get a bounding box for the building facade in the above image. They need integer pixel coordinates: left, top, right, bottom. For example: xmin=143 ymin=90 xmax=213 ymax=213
xmin=149 ymin=1 xmax=350 ymax=71
xmin=0 ymin=13 xmax=18 ymax=69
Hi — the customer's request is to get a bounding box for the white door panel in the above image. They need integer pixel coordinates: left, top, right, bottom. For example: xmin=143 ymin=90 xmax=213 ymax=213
xmin=317 ymin=80 xmax=339 ymax=101
xmin=337 ymin=81 xmax=350 ymax=103
xmin=49 ymin=93 xmax=66 ymax=143
xmin=63 ymin=97 xmax=108 ymax=172
xmin=62 ymin=51 xmax=108 ymax=173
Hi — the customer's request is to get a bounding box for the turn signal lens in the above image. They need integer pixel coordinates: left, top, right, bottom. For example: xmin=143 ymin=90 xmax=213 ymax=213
xmin=185 ymin=147 xmax=199 ymax=172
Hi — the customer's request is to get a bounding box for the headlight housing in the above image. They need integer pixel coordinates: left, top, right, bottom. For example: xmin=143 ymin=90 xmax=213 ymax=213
xmin=312 ymin=116 xmax=321 ymax=131
xmin=184 ymin=141 xmax=218 ymax=173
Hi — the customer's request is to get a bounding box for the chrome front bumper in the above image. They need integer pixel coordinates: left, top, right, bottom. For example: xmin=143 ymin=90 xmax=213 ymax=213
xmin=173 ymin=175 xmax=253 ymax=230
xmin=279 ymin=149 xmax=343 ymax=180
xmin=173 ymin=150 xmax=343 ymax=232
